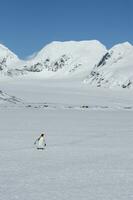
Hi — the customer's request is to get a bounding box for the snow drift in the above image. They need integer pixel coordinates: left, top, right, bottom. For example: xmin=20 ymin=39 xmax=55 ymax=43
xmin=0 ymin=90 xmax=21 ymax=105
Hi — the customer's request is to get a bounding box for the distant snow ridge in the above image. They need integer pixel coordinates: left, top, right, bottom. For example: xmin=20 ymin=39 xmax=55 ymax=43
xmin=0 ymin=40 xmax=133 ymax=89
xmin=84 ymin=42 xmax=133 ymax=88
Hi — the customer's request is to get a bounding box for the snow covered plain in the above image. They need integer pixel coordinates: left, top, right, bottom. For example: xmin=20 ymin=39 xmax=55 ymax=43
xmin=0 ymin=78 xmax=133 ymax=200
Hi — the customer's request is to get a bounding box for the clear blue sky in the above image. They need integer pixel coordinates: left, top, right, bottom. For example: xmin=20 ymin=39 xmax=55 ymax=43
xmin=0 ymin=0 xmax=132 ymax=58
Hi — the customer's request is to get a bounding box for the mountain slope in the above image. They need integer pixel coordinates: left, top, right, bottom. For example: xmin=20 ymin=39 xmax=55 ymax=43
xmin=0 ymin=44 xmax=19 ymax=73
xmin=84 ymin=42 xmax=133 ymax=88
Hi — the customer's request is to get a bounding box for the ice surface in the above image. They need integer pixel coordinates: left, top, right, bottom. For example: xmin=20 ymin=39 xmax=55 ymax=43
xmin=0 ymin=79 xmax=133 ymax=199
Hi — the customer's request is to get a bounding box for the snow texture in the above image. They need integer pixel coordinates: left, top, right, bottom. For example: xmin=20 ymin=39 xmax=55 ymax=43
xmin=0 ymin=79 xmax=133 ymax=199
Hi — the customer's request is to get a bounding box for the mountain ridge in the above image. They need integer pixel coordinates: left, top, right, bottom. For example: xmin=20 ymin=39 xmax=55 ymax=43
xmin=0 ymin=40 xmax=133 ymax=88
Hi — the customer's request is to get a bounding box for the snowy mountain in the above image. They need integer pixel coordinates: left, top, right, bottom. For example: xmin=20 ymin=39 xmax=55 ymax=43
xmin=0 ymin=44 xmax=19 ymax=74
xmin=0 ymin=40 xmax=133 ymax=89
xmin=84 ymin=42 xmax=133 ymax=88
xmin=7 ymin=40 xmax=107 ymax=78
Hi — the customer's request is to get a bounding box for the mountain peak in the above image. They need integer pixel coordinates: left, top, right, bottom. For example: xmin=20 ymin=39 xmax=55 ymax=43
xmin=0 ymin=43 xmax=9 ymax=51
xmin=110 ymin=41 xmax=133 ymax=51
xmin=35 ymin=40 xmax=107 ymax=61
xmin=42 ymin=39 xmax=106 ymax=49
xmin=0 ymin=43 xmax=19 ymax=68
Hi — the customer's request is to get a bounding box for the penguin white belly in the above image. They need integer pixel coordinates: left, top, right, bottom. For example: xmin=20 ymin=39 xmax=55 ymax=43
xmin=38 ymin=137 xmax=44 ymax=148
